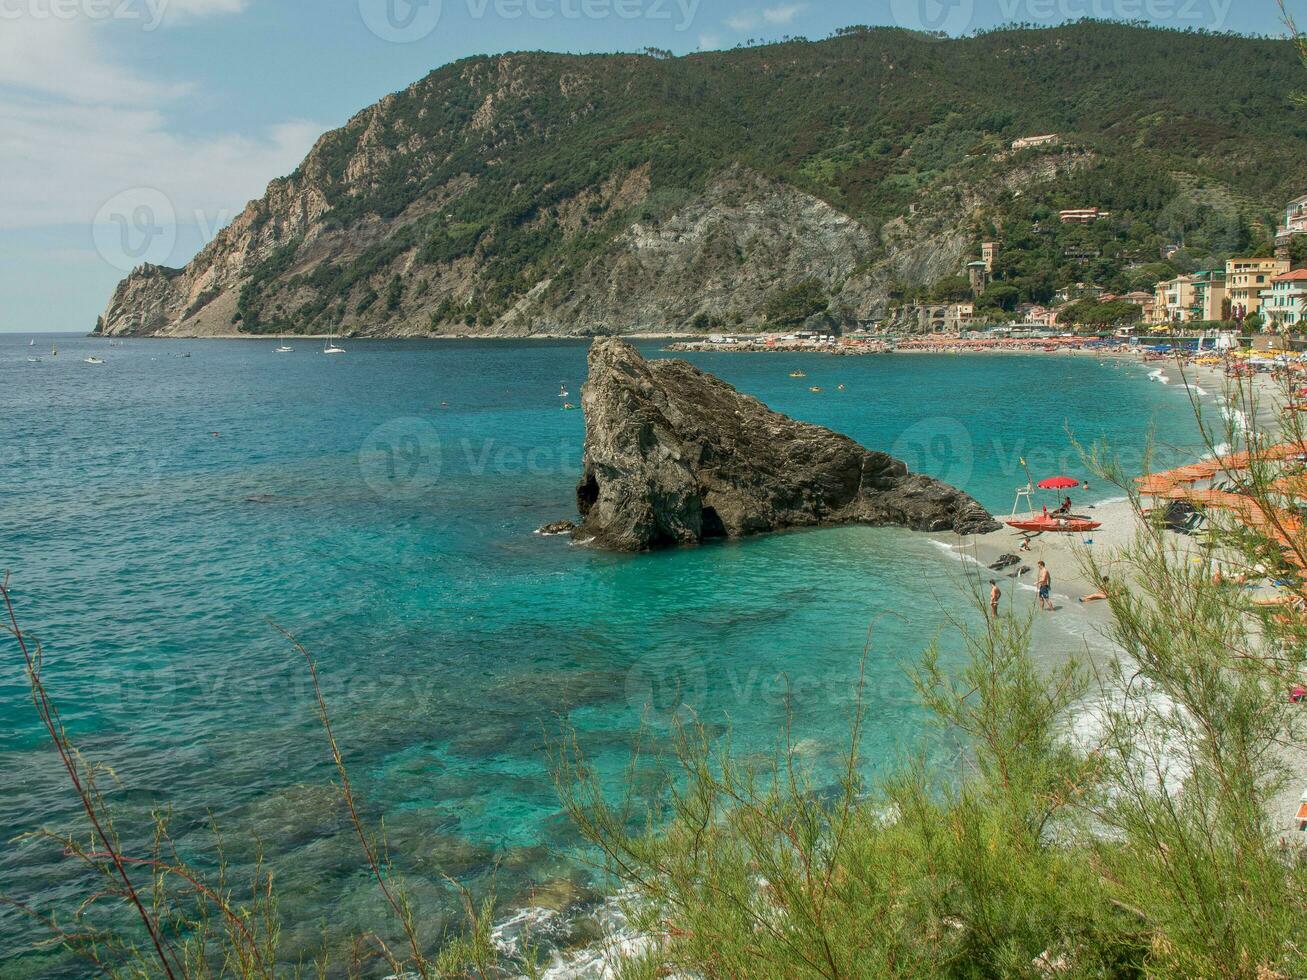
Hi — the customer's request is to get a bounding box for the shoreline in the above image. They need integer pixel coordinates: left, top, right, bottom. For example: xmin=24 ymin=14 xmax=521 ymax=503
xmin=84 ymin=331 xmax=703 ymax=342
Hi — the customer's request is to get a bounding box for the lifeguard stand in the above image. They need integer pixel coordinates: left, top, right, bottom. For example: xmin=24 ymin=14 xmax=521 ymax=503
xmin=1012 ymin=482 xmax=1034 ymax=516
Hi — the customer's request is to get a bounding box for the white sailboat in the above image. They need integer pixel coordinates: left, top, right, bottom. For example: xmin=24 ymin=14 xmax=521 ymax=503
xmin=275 ymin=334 xmax=294 ymax=353
xmin=28 ymin=338 xmax=35 ymax=347
xmin=322 ymin=333 xmax=345 ymax=355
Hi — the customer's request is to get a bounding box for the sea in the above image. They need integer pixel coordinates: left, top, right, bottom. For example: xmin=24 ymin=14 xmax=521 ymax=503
xmin=0 ymin=334 xmax=1208 ymax=976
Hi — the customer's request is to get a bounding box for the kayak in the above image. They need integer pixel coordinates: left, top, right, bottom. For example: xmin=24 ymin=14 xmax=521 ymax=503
xmin=1006 ymin=517 xmax=1102 ymax=534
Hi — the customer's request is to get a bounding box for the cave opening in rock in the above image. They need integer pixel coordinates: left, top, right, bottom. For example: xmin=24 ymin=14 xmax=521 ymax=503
xmin=577 ymin=472 xmax=599 ymax=515
xmin=700 ymin=505 xmax=727 ymax=539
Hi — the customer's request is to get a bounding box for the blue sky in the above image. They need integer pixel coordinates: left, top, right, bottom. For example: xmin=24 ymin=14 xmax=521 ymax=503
xmin=0 ymin=0 xmax=1298 ymax=332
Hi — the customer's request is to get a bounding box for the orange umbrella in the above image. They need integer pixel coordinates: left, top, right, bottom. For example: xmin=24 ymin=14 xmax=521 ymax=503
xmin=1271 ymin=476 xmax=1307 ymax=498
xmin=1136 ymin=474 xmax=1179 ymax=496
xmin=1261 ymin=441 xmax=1307 ymax=462
xmin=1178 ymin=488 xmax=1247 ymax=508
xmin=1171 ymin=464 xmax=1216 ymax=483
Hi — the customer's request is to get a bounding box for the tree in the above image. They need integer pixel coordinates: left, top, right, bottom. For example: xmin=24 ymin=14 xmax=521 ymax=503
xmin=763 ymin=280 xmax=828 ymax=328
xmin=978 ymin=283 xmax=1020 ymax=311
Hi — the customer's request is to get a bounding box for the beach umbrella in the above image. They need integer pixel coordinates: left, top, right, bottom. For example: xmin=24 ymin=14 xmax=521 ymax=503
xmin=1171 ymin=464 xmax=1216 ymax=483
xmin=1037 ymin=477 xmax=1080 ymax=490
xmin=1136 ymin=474 xmax=1179 ymax=495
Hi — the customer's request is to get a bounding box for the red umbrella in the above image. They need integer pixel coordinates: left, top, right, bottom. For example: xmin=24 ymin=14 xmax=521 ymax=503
xmin=1037 ymin=477 xmax=1080 ymax=490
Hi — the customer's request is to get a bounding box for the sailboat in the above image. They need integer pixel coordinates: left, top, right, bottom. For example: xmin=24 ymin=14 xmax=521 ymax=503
xmin=322 ymin=333 xmax=345 ymax=355
xmin=275 ymin=334 xmax=294 ymax=353
xmin=51 ymin=342 xmax=58 ymax=357
xmin=28 ymin=338 xmax=34 ymax=347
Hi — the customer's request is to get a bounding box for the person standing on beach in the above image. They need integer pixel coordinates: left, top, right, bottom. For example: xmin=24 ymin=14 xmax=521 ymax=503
xmin=1036 ymin=561 xmax=1053 ymax=611
xmin=990 ymin=580 xmax=1001 ymax=618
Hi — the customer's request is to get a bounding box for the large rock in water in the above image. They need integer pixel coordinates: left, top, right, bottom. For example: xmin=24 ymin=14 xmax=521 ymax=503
xmin=573 ymin=339 xmax=1000 ymax=551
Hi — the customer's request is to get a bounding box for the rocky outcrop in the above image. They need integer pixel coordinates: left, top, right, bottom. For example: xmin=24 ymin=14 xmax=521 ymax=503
xmin=571 ymin=339 xmax=999 ymax=551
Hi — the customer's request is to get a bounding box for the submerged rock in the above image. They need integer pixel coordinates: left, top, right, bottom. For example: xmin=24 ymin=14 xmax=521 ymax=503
xmin=572 ymin=338 xmax=999 ymax=551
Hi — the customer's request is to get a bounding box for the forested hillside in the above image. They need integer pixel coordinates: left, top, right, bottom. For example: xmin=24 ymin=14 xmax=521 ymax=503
xmin=97 ymin=20 xmax=1307 ymax=337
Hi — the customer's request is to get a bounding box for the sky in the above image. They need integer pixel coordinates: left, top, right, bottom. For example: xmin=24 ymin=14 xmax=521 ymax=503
xmin=0 ymin=0 xmax=1298 ymax=332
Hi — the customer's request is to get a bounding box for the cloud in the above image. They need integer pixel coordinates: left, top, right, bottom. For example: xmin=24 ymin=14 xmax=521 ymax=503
xmin=0 ymin=17 xmax=186 ymax=104
xmin=0 ymin=98 xmax=321 ymax=232
xmin=762 ymin=3 xmax=805 ymax=24
xmin=725 ymin=4 xmax=806 ymax=32
xmin=697 ymin=32 xmax=722 ymax=49
xmin=0 ymin=3 xmax=321 ymax=260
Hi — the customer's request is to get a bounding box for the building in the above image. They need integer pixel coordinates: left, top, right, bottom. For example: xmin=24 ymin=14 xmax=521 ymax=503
xmin=1151 ymin=276 xmax=1199 ymax=325
xmin=1059 ymin=208 xmax=1111 ymax=224
xmin=1275 ymin=193 xmax=1307 ymax=261
xmin=1262 ymin=269 xmax=1307 ymax=329
xmin=967 ymin=260 xmax=990 ymax=296
xmin=1011 ymin=134 xmax=1060 ymax=151
xmin=981 ymin=241 xmax=1000 ymax=273
xmin=918 ymin=303 xmax=976 ymax=334
xmin=1227 ymin=257 xmax=1290 ymax=321
xmin=1015 ymin=303 xmax=1057 ymax=327
xmin=1188 ymin=271 xmax=1227 ymax=323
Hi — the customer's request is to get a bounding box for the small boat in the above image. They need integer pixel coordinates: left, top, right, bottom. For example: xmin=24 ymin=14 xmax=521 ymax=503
xmin=28 ymin=338 xmax=34 ymax=347
xmin=809 ymin=386 xmax=823 ymax=393
xmin=1006 ymin=516 xmax=1102 ymax=534
xmin=789 ymin=370 xmax=807 ymax=379
xmin=51 ymin=343 xmax=58 ymax=357
xmin=83 ymin=356 xmax=104 ymax=365
xmin=559 ymin=384 xmax=569 ymax=398
xmin=323 ymin=334 xmax=345 ymax=355
xmin=26 ymin=356 xmax=41 ymax=363
xmin=561 ymin=403 xmax=578 ymax=411
xmin=275 ymin=335 xmax=293 ymax=353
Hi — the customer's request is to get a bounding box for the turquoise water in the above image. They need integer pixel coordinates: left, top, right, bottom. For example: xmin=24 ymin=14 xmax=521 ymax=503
xmin=0 ymin=336 xmax=1204 ymax=973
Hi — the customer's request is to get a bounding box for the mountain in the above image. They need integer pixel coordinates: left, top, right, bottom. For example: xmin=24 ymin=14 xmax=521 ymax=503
xmin=96 ymin=21 xmax=1307 ymax=338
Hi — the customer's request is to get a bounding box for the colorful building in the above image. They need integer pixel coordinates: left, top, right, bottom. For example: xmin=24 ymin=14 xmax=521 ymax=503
xmin=1263 ymin=269 xmax=1307 ymax=329
xmin=1227 ymin=258 xmax=1290 ymax=321
xmin=1152 ymin=275 xmax=1197 ymax=325
xmin=1059 ymin=208 xmax=1111 ymax=224
xmin=1188 ymin=271 xmax=1228 ymax=323
xmin=1276 ymin=193 xmax=1307 ymax=261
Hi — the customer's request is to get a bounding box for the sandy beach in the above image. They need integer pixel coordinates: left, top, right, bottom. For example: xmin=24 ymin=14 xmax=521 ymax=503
xmin=938 ymin=355 xmax=1307 ymax=835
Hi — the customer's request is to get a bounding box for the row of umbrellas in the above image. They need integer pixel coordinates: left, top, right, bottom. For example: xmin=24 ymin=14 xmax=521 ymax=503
xmin=1135 ymin=444 xmax=1307 ymax=552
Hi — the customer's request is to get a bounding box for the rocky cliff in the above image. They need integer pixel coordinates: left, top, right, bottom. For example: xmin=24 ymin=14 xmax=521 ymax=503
xmin=95 ymin=25 xmax=1307 ymax=338
xmin=570 ymin=339 xmax=999 ymax=550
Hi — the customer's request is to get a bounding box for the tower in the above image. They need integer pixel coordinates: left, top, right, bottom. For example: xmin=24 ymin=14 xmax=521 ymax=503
xmin=981 ymin=242 xmax=999 ymax=273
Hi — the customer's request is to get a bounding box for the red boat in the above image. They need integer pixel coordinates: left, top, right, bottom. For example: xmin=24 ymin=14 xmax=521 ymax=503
xmin=1006 ymin=516 xmax=1102 ymax=534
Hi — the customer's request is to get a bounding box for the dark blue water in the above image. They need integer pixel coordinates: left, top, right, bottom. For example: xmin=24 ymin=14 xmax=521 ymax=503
xmin=0 ymin=335 xmax=1204 ymax=973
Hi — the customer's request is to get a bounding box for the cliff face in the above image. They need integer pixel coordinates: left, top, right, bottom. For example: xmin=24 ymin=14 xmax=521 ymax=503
xmin=95 ymin=25 xmax=1307 ymax=338
xmin=572 ymin=338 xmax=1000 ymax=551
